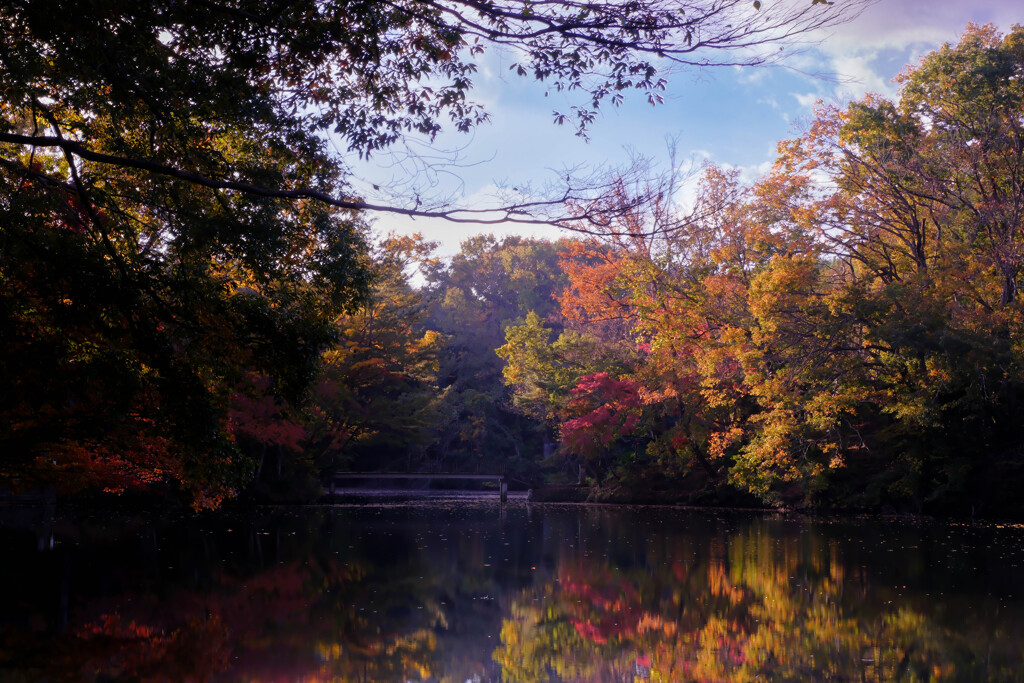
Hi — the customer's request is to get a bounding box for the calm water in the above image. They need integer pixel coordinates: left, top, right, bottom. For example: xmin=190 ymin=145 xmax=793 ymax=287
xmin=2 ymin=495 xmax=1024 ymax=681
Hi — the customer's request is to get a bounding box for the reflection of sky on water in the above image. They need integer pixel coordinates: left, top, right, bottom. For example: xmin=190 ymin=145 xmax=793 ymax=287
xmin=1 ymin=500 xmax=1023 ymax=681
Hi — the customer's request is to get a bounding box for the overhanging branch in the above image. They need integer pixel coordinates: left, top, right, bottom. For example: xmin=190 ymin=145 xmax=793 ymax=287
xmin=2 ymin=132 xmax=688 ymax=237
xmin=0 ymin=132 xmax=579 ymax=226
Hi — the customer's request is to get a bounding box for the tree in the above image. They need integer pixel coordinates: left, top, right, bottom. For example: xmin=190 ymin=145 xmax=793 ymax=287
xmin=742 ymin=24 xmax=1024 ymax=511
xmin=662 ymin=23 xmax=1024 ymax=511
xmin=0 ymin=0 xmax=869 ymax=503
xmin=306 ymin=233 xmax=445 ymax=481
xmin=515 ymin=24 xmax=1024 ymax=513
xmin=498 ymin=310 xmax=623 ymax=424
xmin=537 ymin=168 xmax=762 ymax=495
xmin=897 ymin=23 xmax=1024 ymax=306
xmin=0 ymin=0 xmax=868 ymax=203
xmin=425 ymin=236 xmax=570 ymax=476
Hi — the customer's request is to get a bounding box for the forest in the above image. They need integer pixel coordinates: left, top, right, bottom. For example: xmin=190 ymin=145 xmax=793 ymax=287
xmin=2 ymin=2 xmax=1023 ymax=516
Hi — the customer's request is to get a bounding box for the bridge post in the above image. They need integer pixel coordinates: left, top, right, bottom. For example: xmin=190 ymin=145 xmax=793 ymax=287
xmin=500 ymin=478 xmax=508 ymax=503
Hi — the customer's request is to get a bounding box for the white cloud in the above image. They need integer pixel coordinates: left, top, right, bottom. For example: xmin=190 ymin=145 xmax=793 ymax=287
xmin=808 ymin=0 xmax=1019 ymax=54
xmin=758 ymin=95 xmax=792 ymax=123
xmin=368 ymin=183 xmax=567 ymax=259
xmin=792 ymin=92 xmax=820 ymax=109
xmin=348 ymin=0 xmax=1024 ymax=261
xmin=733 ymin=64 xmax=772 ymax=85
xmin=829 ymin=52 xmax=896 ymax=100
xmin=793 ymin=0 xmax=1023 ymax=108
xmin=730 ymin=160 xmax=775 ymax=186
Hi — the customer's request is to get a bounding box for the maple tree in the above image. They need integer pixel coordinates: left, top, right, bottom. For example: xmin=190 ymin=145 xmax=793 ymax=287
xmin=0 ymin=0 xmax=871 ymax=503
xmin=489 ymin=24 xmax=1024 ymax=512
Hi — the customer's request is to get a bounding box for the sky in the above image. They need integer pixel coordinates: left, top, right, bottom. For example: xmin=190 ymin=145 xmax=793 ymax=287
xmin=349 ymin=0 xmax=1023 ymax=257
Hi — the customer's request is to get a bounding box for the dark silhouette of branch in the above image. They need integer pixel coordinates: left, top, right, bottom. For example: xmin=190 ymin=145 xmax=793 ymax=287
xmin=0 ymin=132 xmax=662 ymax=232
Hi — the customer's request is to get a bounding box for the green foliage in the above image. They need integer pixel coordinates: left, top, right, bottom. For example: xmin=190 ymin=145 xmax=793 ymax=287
xmin=497 ymin=312 xmax=618 ymax=424
xmin=1 ymin=2 xmax=398 ymax=505
xmin=490 ymin=24 xmax=1024 ymax=512
xmin=424 ymin=236 xmax=571 ymax=478
xmin=298 ymin=234 xmax=446 ymax=482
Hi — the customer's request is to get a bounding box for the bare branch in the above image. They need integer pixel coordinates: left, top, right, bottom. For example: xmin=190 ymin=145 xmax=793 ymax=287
xmin=1 ymin=132 xmax=658 ymax=230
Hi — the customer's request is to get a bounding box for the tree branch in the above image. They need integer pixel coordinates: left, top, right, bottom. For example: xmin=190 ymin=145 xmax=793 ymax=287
xmin=0 ymin=132 xmax=577 ymax=225
xmin=1 ymin=132 xmax=673 ymax=233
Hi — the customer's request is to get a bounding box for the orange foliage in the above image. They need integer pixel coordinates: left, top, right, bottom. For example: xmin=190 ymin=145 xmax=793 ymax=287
xmin=558 ymin=240 xmax=633 ymax=336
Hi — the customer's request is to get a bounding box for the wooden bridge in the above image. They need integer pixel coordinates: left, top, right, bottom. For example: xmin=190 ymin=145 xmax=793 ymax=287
xmin=332 ymin=472 xmax=509 ymax=502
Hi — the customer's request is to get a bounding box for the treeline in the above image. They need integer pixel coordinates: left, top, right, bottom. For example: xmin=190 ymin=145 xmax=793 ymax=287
xmin=499 ymin=24 xmax=1024 ymax=514
xmin=6 ymin=25 xmax=1024 ymax=515
xmin=236 ymin=232 xmax=572 ymax=500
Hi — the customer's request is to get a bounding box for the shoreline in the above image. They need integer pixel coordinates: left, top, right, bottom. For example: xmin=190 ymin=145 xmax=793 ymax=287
xmin=2 ymin=486 xmax=1016 ymax=525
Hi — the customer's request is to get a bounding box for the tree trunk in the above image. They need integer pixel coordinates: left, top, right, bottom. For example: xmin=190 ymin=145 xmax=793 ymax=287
xmin=1001 ymin=270 xmax=1017 ymax=306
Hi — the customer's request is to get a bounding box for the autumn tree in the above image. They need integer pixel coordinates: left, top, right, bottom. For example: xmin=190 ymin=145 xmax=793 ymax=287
xmin=521 ymin=169 xmax=763 ymax=495
xmin=425 ymin=236 xmax=571 ymax=476
xmin=306 ymin=234 xmax=445 ymax=482
xmin=732 ymin=24 xmax=1024 ymax=511
xmin=496 ymin=24 xmax=1024 ymax=513
xmin=0 ymin=0 xmax=873 ymax=503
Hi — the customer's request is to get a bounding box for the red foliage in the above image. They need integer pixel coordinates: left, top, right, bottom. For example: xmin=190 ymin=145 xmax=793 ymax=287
xmin=59 ymin=558 xmax=360 ymax=681
xmin=560 ymin=373 xmax=643 ymax=460
xmin=558 ymin=566 xmax=644 ymax=645
xmin=41 ymin=414 xmax=181 ymax=495
xmin=71 ymin=612 xmax=231 ymax=682
xmin=228 ymin=374 xmax=306 ymax=451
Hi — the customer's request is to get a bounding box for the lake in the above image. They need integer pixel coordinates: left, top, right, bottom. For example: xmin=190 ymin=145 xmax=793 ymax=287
xmin=2 ymin=494 xmax=1023 ymax=681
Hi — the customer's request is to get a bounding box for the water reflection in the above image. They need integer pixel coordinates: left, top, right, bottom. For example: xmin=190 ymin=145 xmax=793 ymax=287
xmin=1 ymin=500 xmax=1023 ymax=681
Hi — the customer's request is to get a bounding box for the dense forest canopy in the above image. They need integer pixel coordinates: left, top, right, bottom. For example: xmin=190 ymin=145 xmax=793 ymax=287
xmin=497 ymin=23 xmax=1024 ymax=514
xmin=4 ymin=1 xmax=1022 ymax=516
xmin=0 ymin=0 xmax=863 ymax=506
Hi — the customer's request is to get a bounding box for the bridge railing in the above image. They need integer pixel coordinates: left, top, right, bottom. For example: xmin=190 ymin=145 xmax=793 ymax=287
xmin=331 ymin=472 xmax=509 ymax=501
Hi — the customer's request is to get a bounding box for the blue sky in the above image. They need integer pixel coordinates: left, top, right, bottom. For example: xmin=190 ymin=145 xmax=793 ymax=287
xmin=351 ymin=0 xmax=1023 ymax=256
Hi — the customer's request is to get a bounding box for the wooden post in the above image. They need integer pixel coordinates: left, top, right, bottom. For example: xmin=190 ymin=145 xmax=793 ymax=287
xmin=500 ymin=478 xmax=508 ymax=503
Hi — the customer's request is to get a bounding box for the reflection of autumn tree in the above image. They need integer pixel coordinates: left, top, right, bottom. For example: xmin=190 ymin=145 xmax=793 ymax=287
xmin=6 ymin=507 xmax=1024 ymax=681
xmin=66 ymin=613 xmax=231 ymax=682
xmin=494 ymin=547 xmax=683 ymax=682
xmin=494 ymin=521 xmax=1016 ymax=682
xmin=312 ymin=568 xmax=450 ymax=681
xmin=29 ymin=556 xmax=367 ymax=682
xmin=2 ymin=505 xmax=540 ymax=682
xmin=3 ymin=512 xmax=458 ymax=682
